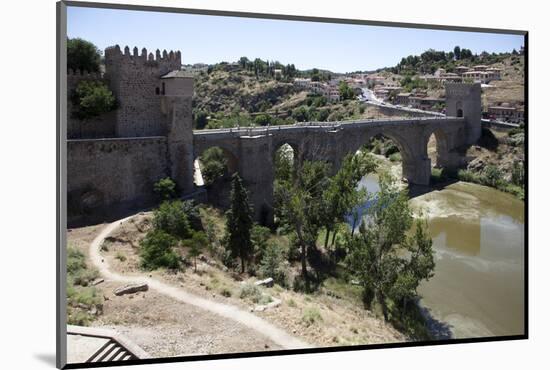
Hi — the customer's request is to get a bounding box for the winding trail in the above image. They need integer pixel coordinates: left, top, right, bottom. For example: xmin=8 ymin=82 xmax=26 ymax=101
xmin=89 ymin=216 xmax=311 ymax=350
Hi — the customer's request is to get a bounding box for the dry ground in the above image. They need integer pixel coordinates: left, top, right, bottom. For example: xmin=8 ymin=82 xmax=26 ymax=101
xmin=69 ymin=210 xmax=406 ymax=352
xmin=67 ymin=223 xmax=282 ymax=358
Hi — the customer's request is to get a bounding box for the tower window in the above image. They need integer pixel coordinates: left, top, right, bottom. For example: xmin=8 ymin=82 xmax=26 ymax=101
xmin=162 ymin=82 xmax=166 ymax=95
xmin=155 ymin=87 xmax=160 ymax=95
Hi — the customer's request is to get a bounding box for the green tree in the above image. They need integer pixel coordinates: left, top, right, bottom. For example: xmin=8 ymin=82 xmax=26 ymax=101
xmin=140 ymin=230 xmax=180 ymax=270
xmin=153 ymin=201 xmax=192 ymax=240
xmin=194 ymin=110 xmax=209 ymax=129
xmin=224 ymin=174 xmax=254 ymax=273
xmin=251 ymin=224 xmax=271 ymax=262
xmin=453 ymin=46 xmax=461 ymax=60
xmin=153 ymin=177 xmax=177 ymax=201
xmin=321 ymin=152 xmax=377 ymax=249
xmin=254 ymin=113 xmax=272 ymax=126
xmin=185 ymin=231 xmax=208 ymax=272
xmin=200 ymin=147 xmax=228 ymax=185
xmin=275 ymin=160 xmax=330 ymax=290
xmin=71 ymin=80 xmax=117 ymax=120
xmin=346 ymin=177 xmax=435 ymax=321
xmin=292 ymin=106 xmax=309 ymax=122
xmin=338 ymin=81 xmax=356 ymax=100
xmin=181 ymin=200 xmax=202 ymax=231
xmin=259 ymin=242 xmax=286 ymax=285
xmin=67 ymin=38 xmax=101 ymax=72
xmin=274 ymin=144 xmax=295 ymax=184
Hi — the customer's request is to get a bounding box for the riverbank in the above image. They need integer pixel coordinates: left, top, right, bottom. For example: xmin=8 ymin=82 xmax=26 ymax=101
xmin=410 ymin=181 xmax=524 ymax=338
xmin=430 ymin=126 xmax=525 ymax=200
xmin=357 ymin=155 xmax=525 ymax=339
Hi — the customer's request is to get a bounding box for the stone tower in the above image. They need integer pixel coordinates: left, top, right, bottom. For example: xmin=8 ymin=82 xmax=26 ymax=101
xmin=445 ymin=82 xmax=482 ymax=145
xmin=104 ymin=45 xmax=182 ymax=137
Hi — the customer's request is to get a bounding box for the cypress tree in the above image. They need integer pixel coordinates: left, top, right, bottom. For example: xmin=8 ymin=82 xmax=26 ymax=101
xmin=225 ymin=173 xmax=254 ymax=273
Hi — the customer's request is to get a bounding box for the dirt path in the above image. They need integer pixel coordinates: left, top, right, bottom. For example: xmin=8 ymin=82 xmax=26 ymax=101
xmin=89 ymin=216 xmax=311 ymax=350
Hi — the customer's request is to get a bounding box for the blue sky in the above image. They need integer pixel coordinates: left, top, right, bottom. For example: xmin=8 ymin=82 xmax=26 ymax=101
xmin=67 ymin=6 xmax=524 ymax=73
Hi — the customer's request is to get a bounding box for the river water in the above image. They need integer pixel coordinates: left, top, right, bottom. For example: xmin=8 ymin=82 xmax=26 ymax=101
xmin=355 ymin=174 xmax=525 ymax=339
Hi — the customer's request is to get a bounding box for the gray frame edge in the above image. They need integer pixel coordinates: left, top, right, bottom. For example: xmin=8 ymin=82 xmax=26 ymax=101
xmin=56 ymin=1 xmax=68 ymax=369
xmin=63 ymin=0 xmax=527 ymax=35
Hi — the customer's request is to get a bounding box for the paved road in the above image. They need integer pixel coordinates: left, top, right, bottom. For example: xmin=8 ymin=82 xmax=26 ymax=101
xmin=89 ymin=216 xmax=311 ymax=350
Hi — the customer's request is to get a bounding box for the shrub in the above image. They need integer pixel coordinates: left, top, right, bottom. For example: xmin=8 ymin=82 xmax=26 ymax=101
xmin=67 ymin=247 xmax=99 ymax=286
xmin=511 ymin=161 xmax=525 ymax=187
xmin=200 ymin=147 xmax=228 ymax=185
xmin=153 ymin=177 xmax=177 ymax=201
xmin=389 ymin=152 xmax=402 ymax=162
xmin=67 ymin=246 xmax=102 ymax=326
xmin=251 ymin=224 xmax=271 ymax=261
xmin=483 ymin=165 xmax=503 ymax=188
xmin=194 ymin=110 xmax=209 ymax=129
xmin=181 ymin=200 xmax=202 ymax=231
xmin=71 ymin=80 xmax=117 ymax=120
xmin=239 ymin=282 xmax=262 ymax=303
xmin=184 ymin=231 xmax=208 ymax=272
xmin=220 ymin=288 xmax=232 ymax=297
xmin=140 ymin=230 xmax=180 ymax=270
xmin=153 ymin=201 xmax=192 ymax=240
xmin=302 ymin=307 xmax=323 ymax=326
xmin=115 ymin=252 xmax=126 ymax=262
xmin=67 ymin=248 xmax=87 ymax=276
xmin=457 ymin=169 xmax=482 ymax=183
xmin=259 ymin=243 xmax=287 ymax=286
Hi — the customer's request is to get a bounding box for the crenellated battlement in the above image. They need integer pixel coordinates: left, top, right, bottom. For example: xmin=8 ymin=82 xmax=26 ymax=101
xmin=105 ymin=44 xmax=182 ymax=68
xmin=445 ymin=82 xmax=481 ymax=97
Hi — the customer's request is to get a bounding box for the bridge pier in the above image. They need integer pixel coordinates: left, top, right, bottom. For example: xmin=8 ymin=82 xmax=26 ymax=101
xmin=404 ymin=157 xmax=432 ymax=186
xmin=237 ymin=134 xmax=275 ymax=226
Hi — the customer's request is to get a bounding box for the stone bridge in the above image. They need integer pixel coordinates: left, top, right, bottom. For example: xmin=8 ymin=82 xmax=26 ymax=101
xmin=193 ymin=116 xmax=466 ymax=223
xmin=190 ymin=83 xmax=481 ymax=224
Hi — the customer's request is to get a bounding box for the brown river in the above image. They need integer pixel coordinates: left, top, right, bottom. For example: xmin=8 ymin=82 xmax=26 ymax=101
xmin=357 ymin=175 xmax=525 ymax=339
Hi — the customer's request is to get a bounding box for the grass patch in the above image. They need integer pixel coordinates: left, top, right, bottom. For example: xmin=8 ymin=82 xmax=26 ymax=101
xmin=115 ymin=252 xmax=126 ymax=262
xmin=67 ymin=247 xmax=102 ymax=326
xmin=323 ymin=277 xmax=363 ymax=304
xmin=457 ymin=168 xmax=524 ymax=200
xmin=220 ymin=287 xmax=232 ymax=297
xmin=302 ymin=307 xmax=323 ymax=326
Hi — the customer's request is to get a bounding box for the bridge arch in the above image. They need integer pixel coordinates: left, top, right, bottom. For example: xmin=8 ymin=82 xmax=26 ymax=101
xmin=425 ymin=128 xmax=450 ymax=168
xmin=193 ymin=145 xmax=239 ymax=187
xmin=271 ymin=139 xmax=301 ymax=163
xmin=337 ymin=128 xmax=419 ymax=184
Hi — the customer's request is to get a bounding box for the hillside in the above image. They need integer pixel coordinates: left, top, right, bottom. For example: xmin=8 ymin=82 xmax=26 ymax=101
xmin=191 ymin=48 xmax=524 ymax=129
xmin=191 ymin=63 xmax=399 ymax=129
xmin=386 ymin=49 xmax=524 ymax=109
xmin=193 ymin=67 xmax=299 ymax=116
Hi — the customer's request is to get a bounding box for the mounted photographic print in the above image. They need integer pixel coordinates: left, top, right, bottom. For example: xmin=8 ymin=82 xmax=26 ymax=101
xmin=56 ymin=1 xmax=527 ymax=368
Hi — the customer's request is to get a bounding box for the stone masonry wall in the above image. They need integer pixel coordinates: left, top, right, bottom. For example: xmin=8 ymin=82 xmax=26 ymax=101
xmin=67 ymin=137 xmax=169 ymax=216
